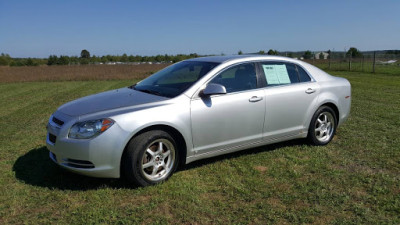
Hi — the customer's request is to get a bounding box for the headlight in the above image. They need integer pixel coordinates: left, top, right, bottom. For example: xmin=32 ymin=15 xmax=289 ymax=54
xmin=68 ymin=118 xmax=114 ymax=139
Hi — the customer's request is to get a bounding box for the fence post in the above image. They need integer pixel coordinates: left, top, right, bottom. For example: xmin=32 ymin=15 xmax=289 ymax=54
xmin=372 ymin=51 xmax=376 ymax=73
xmin=328 ymin=53 xmax=331 ymax=70
xmin=349 ymin=55 xmax=352 ymax=71
xmin=362 ymin=56 xmax=364 ymax=71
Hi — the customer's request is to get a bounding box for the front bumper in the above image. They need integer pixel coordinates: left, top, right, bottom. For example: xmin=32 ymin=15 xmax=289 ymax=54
xmin=46 ymin=114 xmax=130 ymax=178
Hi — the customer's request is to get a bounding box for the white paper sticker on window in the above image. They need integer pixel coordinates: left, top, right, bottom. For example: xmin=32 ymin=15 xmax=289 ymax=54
xmin=262 ymin=64 xmax=290 ymax=85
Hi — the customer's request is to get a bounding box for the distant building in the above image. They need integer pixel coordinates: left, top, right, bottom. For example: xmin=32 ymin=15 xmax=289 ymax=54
xmin=314 ymin=52 xmax=329 ymax=59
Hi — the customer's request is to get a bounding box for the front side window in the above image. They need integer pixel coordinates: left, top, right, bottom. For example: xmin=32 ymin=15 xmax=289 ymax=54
xmin=209 ymin=63 xmax=257 ymax=93
xmin=133 ymin=61 xmax=219 ymax=98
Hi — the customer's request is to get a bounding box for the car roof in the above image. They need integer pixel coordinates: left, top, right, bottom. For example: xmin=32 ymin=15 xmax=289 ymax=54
xmin=181 ymin=55 xmax=338 ymax=98
xmin=185 ymin=55 xmax=296 ymax=63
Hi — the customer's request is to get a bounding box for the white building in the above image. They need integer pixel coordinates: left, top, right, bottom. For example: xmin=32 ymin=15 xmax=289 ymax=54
xmin=314 ymin=52 xmax=329 ymax=59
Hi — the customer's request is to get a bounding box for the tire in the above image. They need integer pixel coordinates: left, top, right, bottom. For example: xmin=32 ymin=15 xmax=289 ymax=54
xmin=122 ymin=130 xmax=179 ymax=187
xmin=307 ymin=106 xmax=337 ymax=146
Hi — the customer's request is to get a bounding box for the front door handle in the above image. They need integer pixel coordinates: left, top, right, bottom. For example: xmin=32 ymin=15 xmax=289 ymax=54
xmin=249 ymin=96 xmax=263 ymax=102
xmin=305 ymin=88 xmax=316 ymax=94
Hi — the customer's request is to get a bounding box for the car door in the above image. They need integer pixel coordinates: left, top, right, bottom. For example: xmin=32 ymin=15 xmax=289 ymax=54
xmin=190 ymin=62 xmax=266 ymax=154
xmin=259 ymin=62 xmax=320 ymax=139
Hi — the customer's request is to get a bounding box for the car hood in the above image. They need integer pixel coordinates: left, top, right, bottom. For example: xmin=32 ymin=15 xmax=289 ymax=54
xmin=58 ymin=87 xmax=169 ymax=116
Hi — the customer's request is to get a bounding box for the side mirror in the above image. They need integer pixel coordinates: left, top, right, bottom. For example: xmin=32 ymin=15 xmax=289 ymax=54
xmin=201 ymin=83 xmax=227 ymax=96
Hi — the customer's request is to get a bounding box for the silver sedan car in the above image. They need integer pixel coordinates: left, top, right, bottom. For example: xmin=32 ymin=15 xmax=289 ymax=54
xmin=46 ymin=55 xmax=351 ymax=186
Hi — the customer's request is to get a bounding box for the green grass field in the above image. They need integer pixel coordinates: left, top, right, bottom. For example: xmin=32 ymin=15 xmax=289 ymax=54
xmin=309 ymin=60 xmax=400 ymax=75
xmin=0 ymin=71 xmax=399 ymax=224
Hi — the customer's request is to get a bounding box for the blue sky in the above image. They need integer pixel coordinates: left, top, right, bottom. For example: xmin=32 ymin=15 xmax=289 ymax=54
xmin=0 ymin=0 xmax=399 ymax=57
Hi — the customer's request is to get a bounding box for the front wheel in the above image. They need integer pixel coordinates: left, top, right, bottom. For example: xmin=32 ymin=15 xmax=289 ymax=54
xmin=122 ymin=130 xmax=179 ymax=186
xmin=308 ymin=106 xmax=337 ymax=145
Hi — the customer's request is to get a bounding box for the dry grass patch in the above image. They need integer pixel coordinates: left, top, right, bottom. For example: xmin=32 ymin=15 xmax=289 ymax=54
xmin=0 ymin=64 xmax=169 ymax=82
xmin=266 ymin=197 xmax=286 ymax=210
xmin=117 ymin=195 xmax=153 ymax=208
xmin=254 ymin=165 xmax=268 ymax=173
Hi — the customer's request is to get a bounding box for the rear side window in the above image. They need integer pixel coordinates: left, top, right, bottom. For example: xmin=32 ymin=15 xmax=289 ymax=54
xmin=261 ymin=63 xmax=299 ymax=86
xmin=296 ymin=65 xmax=312 ymax=82
xmin=286 ymin=64 xmax=299 ymax=83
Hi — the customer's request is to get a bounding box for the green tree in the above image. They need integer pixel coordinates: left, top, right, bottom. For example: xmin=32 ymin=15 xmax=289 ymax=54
xmin=155 ymin=54 xmax=162 ymax=62
xmin=26 ymin=58 xmax=36 ymax=66
xmin=47 ymin=55 xmax=58 ymax=65
xmin=164 ymin=54 xmax=171 ymax=62
xmin=100 ymin=56 xmax=107 ymax=64
xmin=91 ymin=55 xmax=100 ymax=63
xmin=267 ymin=49 xmax=278 ymax=55
xmin=121 ymin=53 xmax=128 ymax=62
xmin=80 ymin=49 xmax=90 ymax=59
xmin=319 ymin=52 xmax=324 ymax=59
xmin=189 ymin=53 xmax=198 ymax=58
xmin=70 ymin=56 xmax=79 ymax=65
xmin=106 ymin=55 xmax=114 ymax=62
xmin=58 ymin=55 xmax=70 ymax=65
xmin=303 ymin=50 xmax=312 ymax=59
xmin=238 ymin=50 xmax=243 ymax=55
xmin=346 ymin=47 xmax=363 ymax=58
xmin=386 ymin=50 xmax=400 ymax=55
xmin=258 ymin=50 xmax=265 ymax=55
xmin=80 ymin=58 xmax=89 ymax=65
xmin=0 ymin=53 xmax=12 ymax=66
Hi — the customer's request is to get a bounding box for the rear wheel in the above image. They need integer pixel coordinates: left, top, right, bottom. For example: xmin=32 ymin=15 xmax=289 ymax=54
xmin=308 ymin=106 xmax=337 ymax=145
xmin=123 ymin=130 xmax=179 ymax=186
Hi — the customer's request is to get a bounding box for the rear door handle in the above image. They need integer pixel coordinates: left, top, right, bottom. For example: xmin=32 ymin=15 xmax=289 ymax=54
xmin=305 ymin=88 xmax=316 ymax=94
xmin=249 ymin=96 xmax=263 ymax=102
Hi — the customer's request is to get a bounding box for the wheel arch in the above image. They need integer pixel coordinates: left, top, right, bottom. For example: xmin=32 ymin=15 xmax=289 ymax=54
xmin=120 ymin=124 xmax=188 ymax=175
xmin=307 ymin=102 xmax=339 ymax=145
xmin=320 ymin=102 xmax=339 ymax=122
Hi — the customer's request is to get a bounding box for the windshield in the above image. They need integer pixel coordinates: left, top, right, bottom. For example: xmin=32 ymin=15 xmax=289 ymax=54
xmin=132 ymin=61 xmax=219 ymax=98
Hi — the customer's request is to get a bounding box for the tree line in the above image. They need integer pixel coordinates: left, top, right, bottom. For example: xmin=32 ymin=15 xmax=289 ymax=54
xmin=0 ymin=53 xmax=47 ymax=66
xmin=1 ymin=48 xmax=398 ymax=67
xmin=0 ymin=50 xmax=201 ymax=66
xmin=252 ymin=47 xmax=366 ymax=59
xmin=0 ymin=49 xmax=203 ymax=66
xmin=47 ymin=50 xmax=202 ymax=66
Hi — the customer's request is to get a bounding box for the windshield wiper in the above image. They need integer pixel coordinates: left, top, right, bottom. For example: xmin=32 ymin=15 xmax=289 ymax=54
xmin=136 ymin=88 xmax=163 ymax=96
xmin=129 ymin=84 xmax=165 ymax=97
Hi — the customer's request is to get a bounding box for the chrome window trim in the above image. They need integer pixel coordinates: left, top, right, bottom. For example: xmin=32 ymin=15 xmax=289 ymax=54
xmin=258 ymin=60 xmax=316 ymax=85
xmin=191 ymin=59 xmax=317 ymax=100
xmin=261 ymin=80 xmax=315 ymax=90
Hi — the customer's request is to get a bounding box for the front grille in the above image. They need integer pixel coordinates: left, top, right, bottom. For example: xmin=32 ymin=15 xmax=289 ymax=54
xmin=48 ymin=133 xmax=57 ymax=144
xmin=52 ymin=117 xmax=64 ymax=126
xmin=63 ymin=158 xmax=95 ymax=169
